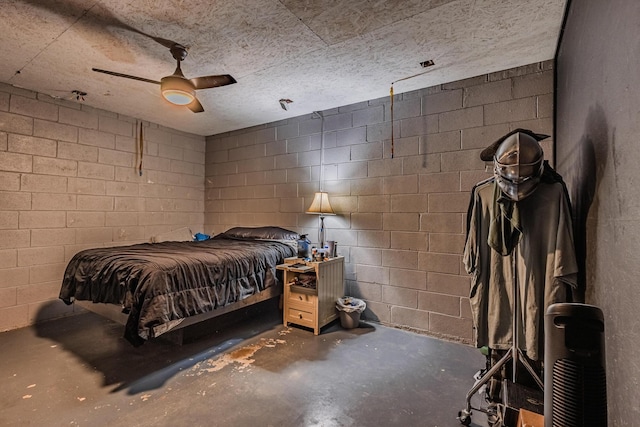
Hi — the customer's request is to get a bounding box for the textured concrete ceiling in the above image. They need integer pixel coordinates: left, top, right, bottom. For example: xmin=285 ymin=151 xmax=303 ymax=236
xmin=1 ymin=0 xmax=567 ymax=136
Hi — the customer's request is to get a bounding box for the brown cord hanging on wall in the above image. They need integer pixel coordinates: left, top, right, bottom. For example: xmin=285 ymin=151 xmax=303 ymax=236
xmin=137 ymin=121 xmax=144 ymax=176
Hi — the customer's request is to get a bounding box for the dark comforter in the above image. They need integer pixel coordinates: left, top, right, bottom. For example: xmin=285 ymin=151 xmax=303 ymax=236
xmin=59 ymin=237 xmax=296 ymax=345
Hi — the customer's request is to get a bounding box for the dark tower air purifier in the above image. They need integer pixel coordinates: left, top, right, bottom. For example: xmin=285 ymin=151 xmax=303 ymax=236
xmin=544 ymin=303 xmax=607 ymax=427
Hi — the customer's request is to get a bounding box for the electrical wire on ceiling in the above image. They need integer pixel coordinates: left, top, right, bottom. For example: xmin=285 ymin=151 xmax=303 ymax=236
xmin=390 ymin=63 xmax=435 ymax=159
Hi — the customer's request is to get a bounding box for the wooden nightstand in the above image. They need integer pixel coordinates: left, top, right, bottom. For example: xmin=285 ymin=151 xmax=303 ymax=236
xmin=277 ymin=256 xmax=344 ymax=335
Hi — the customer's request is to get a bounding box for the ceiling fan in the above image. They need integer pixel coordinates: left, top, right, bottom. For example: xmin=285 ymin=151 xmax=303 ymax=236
xmin=92 ymin=43 xmax=236 ymax=113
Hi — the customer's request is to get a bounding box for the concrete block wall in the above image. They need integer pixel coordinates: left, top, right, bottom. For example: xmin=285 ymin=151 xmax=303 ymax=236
xmin=205 ymin=61 xmax=554 ymax=343
xmin=0 ymin=84 xmax=206 ymax=331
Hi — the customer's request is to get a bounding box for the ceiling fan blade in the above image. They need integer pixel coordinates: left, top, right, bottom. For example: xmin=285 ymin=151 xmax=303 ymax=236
xmin=190 ymin=74 xmax=237 ymax=90
xmin=187 ymin=97 xmax=204 ymax=113
xmin=92 ymin=68 xmax=160 ymax=85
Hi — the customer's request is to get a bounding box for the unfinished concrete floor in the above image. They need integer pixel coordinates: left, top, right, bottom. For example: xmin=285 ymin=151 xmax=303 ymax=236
xmin=0 ymin=300 xmax=490 ymax=427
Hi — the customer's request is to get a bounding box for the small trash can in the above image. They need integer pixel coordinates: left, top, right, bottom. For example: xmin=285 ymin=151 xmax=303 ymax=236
xmin=336 ymin=297 xmax=366 ymax=329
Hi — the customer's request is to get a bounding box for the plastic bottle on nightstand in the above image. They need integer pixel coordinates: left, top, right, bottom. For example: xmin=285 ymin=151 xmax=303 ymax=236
xmin=297 ymin=234 xmax=311 ymax=260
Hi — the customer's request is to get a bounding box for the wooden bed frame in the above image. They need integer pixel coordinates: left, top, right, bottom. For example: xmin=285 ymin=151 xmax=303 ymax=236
xmin=76 ymin=283 xmax=283 ymax=344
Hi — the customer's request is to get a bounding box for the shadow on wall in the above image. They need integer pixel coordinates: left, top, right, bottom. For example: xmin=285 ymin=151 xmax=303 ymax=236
xmin=567 ymin=104 xmax=609 ymax=302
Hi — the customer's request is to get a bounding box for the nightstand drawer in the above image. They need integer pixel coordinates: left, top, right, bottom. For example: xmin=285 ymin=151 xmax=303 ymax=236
xmin=287 ymin=289 xmax=316 ymax=307
xmin=286 ymin=306 xmax=315 ymax=328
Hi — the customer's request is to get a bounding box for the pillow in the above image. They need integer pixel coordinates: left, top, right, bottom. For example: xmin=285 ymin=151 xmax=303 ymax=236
xmin=215 ymin=226 xmax=300 ymax=241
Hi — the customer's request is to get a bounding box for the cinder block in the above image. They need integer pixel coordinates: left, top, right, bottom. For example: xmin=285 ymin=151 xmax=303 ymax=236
xmin=67 ymin=211 xmax=106 ymax=228
xmin=0 ymin=287 xmax=17 ymax=308
xmin=428 ymin=192 xmax=469 ymax=213
xmin=402 ymin=153 xmax=441 ymax=175
xmin=350 ymin=247 xmax=382 ymax=266
xmin=389 ymin=267 xmax=426 ymax=290
xmin=350 ymin=142 xmax=382 ymax=162
xmin=390 ymin=305 xmax=429 ymax=329
xmin=423 ymin=130 xmax=461 ymax=153
xmin=418 ymin=291 xmax=461 ymax=316
xmin=9 ymin=95 xmax=58 ymax=122
xmin=357 ymin=230 xmax=390 ymax=248
xmin=438 ymin=106 xmax=483 ymax=132
xmin=0 ymin=305 xmax=29 ymax=331
xmin=441 ymin=149 xmax=484 ymax=172
xmin=17 ymin=281 xmax=60 ymax=305
xmin=25 ymin=262 xmax=65 ymax=284
xmin=322 ymin=146 xmax=351 ymax=165
xmin=275 ymin=153 xmax=298 ymax=170
xmin=113 ymin=226 xmax=145 ymax=243
xmin=420 ymin=213 xmax=463 ymax=234
xmin=367 ymin=158 xmax=403 ymax=177
xmin=8 ymin=134 xmax=56 ymax=157
xmin=429 ymin=312 xmax=473 ymax=341
xmin=324 ymin=112 xmax=352 ymax=132
xmin=338 ymin=161 xmax=368 ymax=179
xmin=77 ymin=195 xmax=114 ymax=211
xmin=0 ymin=211 xmax=18 ymax=229
xmin=17 ymin=246 xmax=64 ymax=267
xmin=238 ymin=156 xmax=275 ymax=173
xmin=356 ymin=264 xmax=390 ymax=285
xmin=77 ymin=161 xmax=114 ymax=180
xmin=383 ymin=213 xmax=419 ymax=231
xmin=19 ymin=211 xmax=66 ymax=229
xmin=79 ymin=128 xmax=115 ymax=149
xmin=418 ymin=252 xmax=461 ymax=274
xmin=0 ymin=92 xmax=8 ymax=112
xmin=426 ymin=272 xmax=470 ymax=297
xmin=399 ymin=114 xmax=438 ymax=138
xmin=0 ymin=111 xmax=33 ymax=135
xmin=348 ymin=280 xmax=383 ymax=302
xmin=276 ymin=122 xmax=299 ymax=140
xmin=0 ymin=191 xmax=31 ymax=210
xmin=537 ymin=93 xmax=554 ymax=119
xmin=98 ymin=116 xmax=133 ymax=137
xmin=22 ymin=174 xmax=67 ymax=195
xmin=387 ymin=136 xmax=419 ymax=158
xmin=383 ymin=246 xmax=419 ymax=268
xmin=337 ymin=127 xmax=367 ymax=147
xmin=419 ymin=171 xmax=460 ymax=193
xmin=58 ymin=141 xmax=99 ymax=162
xmin=383 ymin=175 xmax=418 ymax=194
xmin=367 ymin=121 xmax=398 ymax=142
xmin=31 ymin=193 xmax=76 ymax=211
xmin=353 ymin=105 xmax=384 ymax=127
xmin=76 ymin=227 xmax=113 ymax=244
xmin=0 ymin=266 xmax=29 ymax=286
xmin=387 ymin=97 xmax=421 ymax=120
xmin=98 ymin=148 xmax=134 ymax=167
xmin=429 ymin=233 xmax=466 ymax=254
xmin=357 ymin=195 xmax=390 ymax=213
xmin=461 ymin=123 xmax=511 ymax=150
xmin=34 ymin=119 xmax=77 ymax=143
xmin=0 ymin=171 xmax=20 ymax=191
xmin=0 ymin=249 xmax=17 ymax=268
xmin=67 ymin=177 xmax=106 ymax=195
xmin=390 ymin=231 xmax=428 ymax=251
xmin=423 ymin=89 xmax=463 ymax=115
xmin=463 ymin=79 xmax=512 ymax=108
xmin=59 ymin=106 xmax=99 ymax=129
xmin=383 ymin=286 xmax=418 ymax=308
xmin=391 ymin=194 xmax=428 ymax=213
xmin=484 ymin=97 xmax=537 ymax=125
xmin=0 ymin=151 xmax=33 ymax=173
xmin=33 ymin=156 xmax=77 ymax=177
xmin=30 ymin=228 xmax=76 ymax=247
xmin=512 ymin=71 xmax=553 ymax=98
xmin=255 ymin=127 xmax=276 ymax=144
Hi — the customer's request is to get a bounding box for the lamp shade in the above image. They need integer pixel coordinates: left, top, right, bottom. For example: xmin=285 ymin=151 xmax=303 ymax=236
xmin=306 ymin=192 xmax=335 ymax=215
xmin=161 ymin=74 xmax=196 ymax=105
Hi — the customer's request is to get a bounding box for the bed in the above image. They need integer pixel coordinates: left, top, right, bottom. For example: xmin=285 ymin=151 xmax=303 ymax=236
xmin=59 ymin=226 xmax=299 ymax=346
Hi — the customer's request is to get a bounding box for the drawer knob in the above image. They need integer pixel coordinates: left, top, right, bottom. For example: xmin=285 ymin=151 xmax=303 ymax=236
xmin=298 ymin=313 xmax=303 ymax=319
xmin=298 ymin=295 xmax=303 ymax=300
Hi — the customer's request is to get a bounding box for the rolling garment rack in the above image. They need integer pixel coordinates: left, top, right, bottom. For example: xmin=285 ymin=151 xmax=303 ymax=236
xmin=457 ymin=247 xmax=543 ymax=426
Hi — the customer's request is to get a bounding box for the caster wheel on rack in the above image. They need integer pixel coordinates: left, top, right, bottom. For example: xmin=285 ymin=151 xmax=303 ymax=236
xmin=457 ymin=409 xmax=472 ymax=426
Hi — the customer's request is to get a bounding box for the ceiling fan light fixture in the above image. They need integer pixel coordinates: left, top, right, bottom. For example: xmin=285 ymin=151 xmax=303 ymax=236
xmin=161 ymin=75 xmax=196 ymax=105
